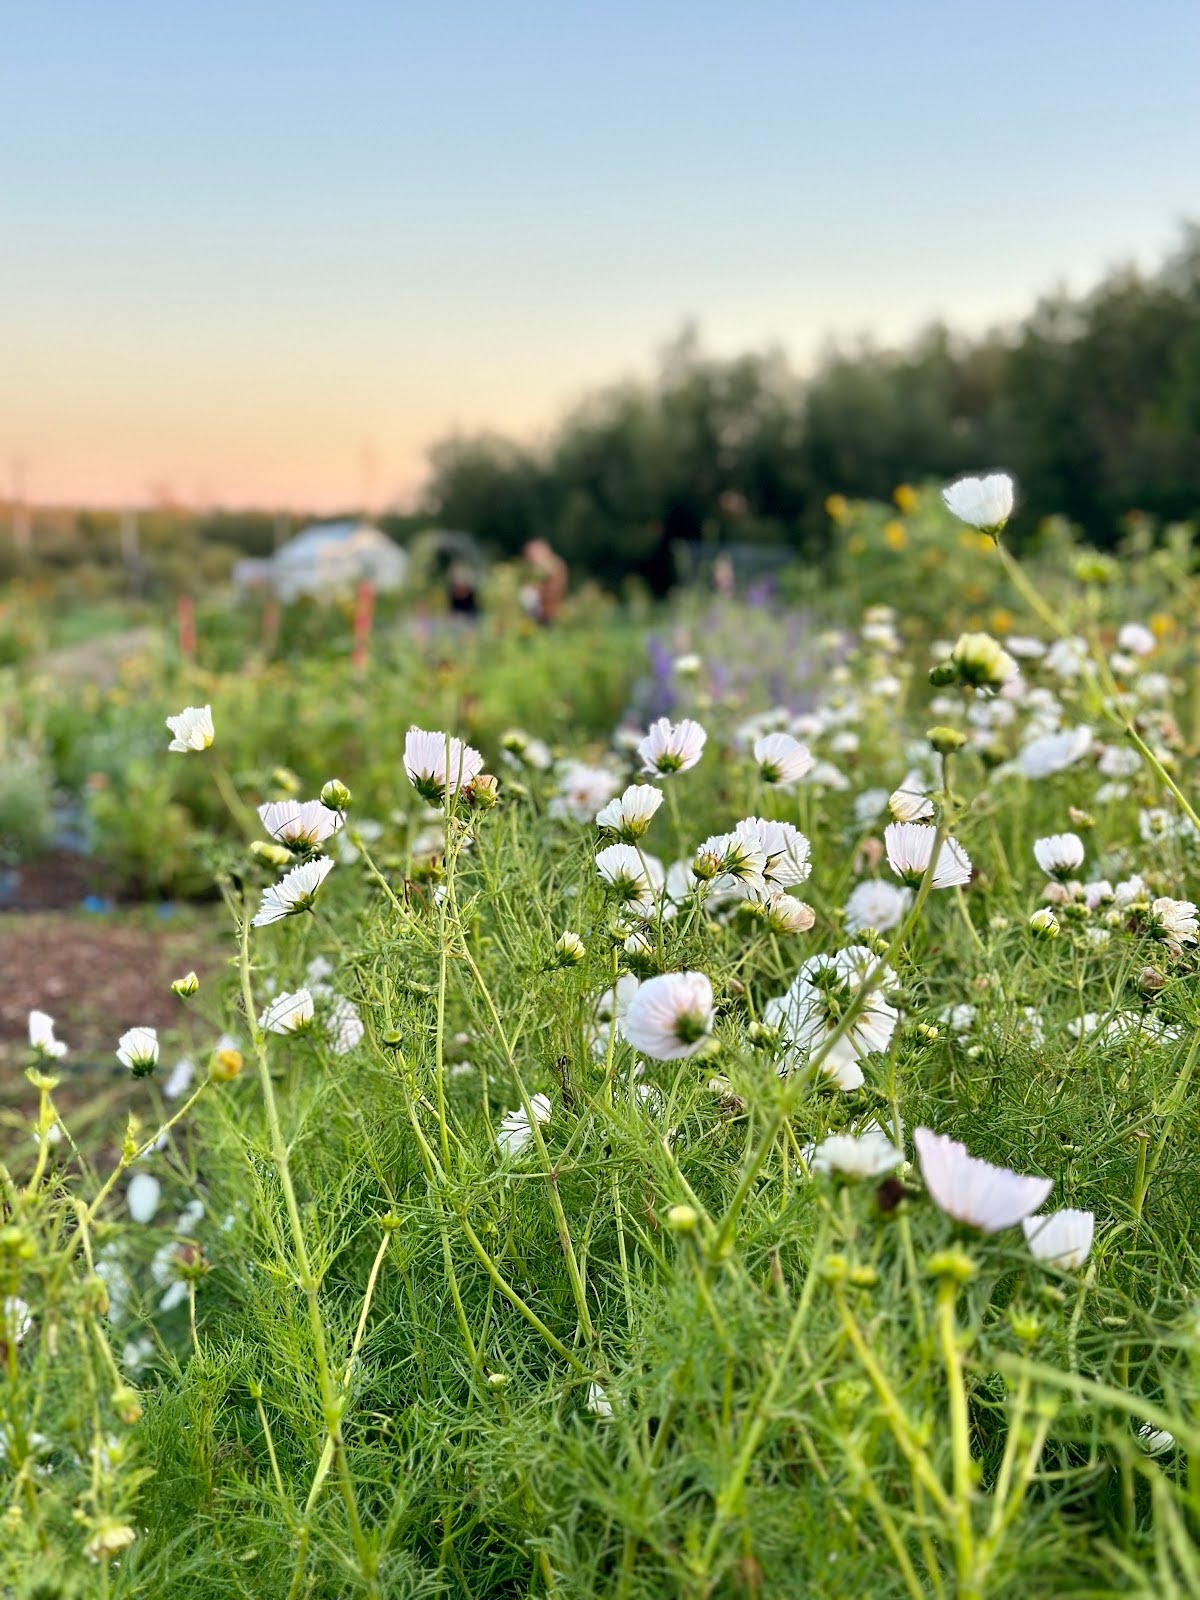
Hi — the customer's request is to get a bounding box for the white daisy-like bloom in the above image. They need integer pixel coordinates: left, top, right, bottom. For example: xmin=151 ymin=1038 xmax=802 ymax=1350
xmin=1097 ymin=744 xmax=1141 ymax=779
xmin=1112 ymin=874 xmax=1148 ymax=908
xmin=251 ymin=857 xmax=335 ymax=927
xmin=637 ymin=716 xmax=707 ymax=777
xmin=126 ymin=1172 xmax=162 ymax=1225
xmin=1149 ymin=897 xmax=1198 ymax=956
xmin=767 ymin=945 xmax=898 ymax=1091
xmin=549 ymin=762 xmax=624 ymax=824
xmin=1117 ymin=622 xmax=1156 ymax=658
xmin=1135 ymin=671 xmax=1172 ymax=702
xmin=753 ymin=732 xmax=814 ymax=787
xmin=589 ymin=973 xmax=640 ymax=1057
xmin=117 ymin=1027 xmax=159 ymax=1075
xmin=258 ymin=800 xmax=344 ymax=850
xmin=29 ymin=1009 xmax=67 ymax=1060
xmin=735 ymin=817 xmax=811 ymax=890
xmin=1022 ymin=1208 xmax=1094 ymax=1270
xmin=165 ymin=704 xmax=214 ymax=753
xmin=914 ymin=1128 xmax=1052 ymax=1234
xmin=596 ymin=784 xmax=663 ymax=841
xmin=326 ymin=996 xmax=365 ymax=1054
xmin=941 ymin=472 xmax=1014 ymax=532
xmin=586 ymin=1381 xmax=614 ymax=1418
xmin=844 ymin=879 xmax=912 ymax=934
xmin=162 ymin=1056 xmax=196 ymax=1100
xmin=884 ymin=822 xmax=971 ymax=889
xmin=693 ymin=830 xmax=767 ymax=894
xmin=853 ymin=788 xmax=890 ymax=828
xmin=1140 ymin=806 xmax=1197 ymax=845
xmin=1033 ymin=833 xmax=1085 ymax=879
xmin=1082 ymin=880 xmax=1114 ymax=910
xmin=1014 ymin=726 xmax=1093 ymax=779
xmin=403 ymin=728 xmax=484 ymax=803
xmin=1044 ymin=637 xmax=1091 ymax=680
xmin=595 ymin=843 xmax=665 ymax=918
xmin=496 ymin=1092 xmax=552 ymax=1158
xmin=1006 ymin=635 xmax=1047 ymax=659
xmin=810 ymin=1128 xmax=904 ymax=1180
xmin=2 ymin=1296 xmax=32 ymax=1345
xmin=620 ymin=971 xmax=715 ymax=1061
xmin=885 ymin=785 xmax=933 ymax=824
xmin=1137 ymin=1424 xmax=1175 ymax=1456
xmin=259 ymin=988 xmax=315 ymax=1034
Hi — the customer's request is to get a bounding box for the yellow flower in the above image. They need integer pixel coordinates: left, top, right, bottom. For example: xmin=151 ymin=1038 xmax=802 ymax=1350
xmin=883 ymin=521 xmax=908 ymax=551
xmin=824 ymin=493 xmax=850 ymax=524
xmin=989 ymin=608 xmax=1014 ymax=634
xmin=893 ymin=483 xmax=919 ymax=513
xmin=1150 ymin=612 xmax=1174 ymax=638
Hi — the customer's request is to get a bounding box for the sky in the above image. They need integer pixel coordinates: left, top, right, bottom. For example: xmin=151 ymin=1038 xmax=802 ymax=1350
xmin=1 ymin=0 xmax=1197 ymax=512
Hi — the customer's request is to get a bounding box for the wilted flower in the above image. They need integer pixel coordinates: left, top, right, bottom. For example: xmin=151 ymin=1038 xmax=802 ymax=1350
xmin=258 ymin=800 xmax=344 ymax=850
xmin=1022 ymin=1208 xmax=1094 ymax=1269
xmin=754 ymin=732 xmax=814 ymax=786
xmin=1033 ymin=833 xmax=1085 ymax=879
xmin=884 ymin=822 xmax=971 ymax=889
xmin=165 ymin=704 xmax=214 ymax=753
xmin=638 ymin=717 xmax=707 ymax=777
xmin=29 ymin=1009 xmax=67 ymax=1060
xmin=117 ymin=1027 xmax=159 ymax=1077
xmin=1149 ymin=897 xmax=1198 ymax=956
xmin=251 ymin=857 xmax=335 ymax=927
xmin=404 ymin=728 xmax=484 ymax=803
xmin=596 ymin=784 xmax=663 ymax=841
xmin=941 ymin=472 xmax=1015 ymax=534
xmin=259 ymin=988 xmax=315 ymax=1034
xmin=497 ymin=1093 xmax=552 ymax=1157
xmin=620 ymin=971 xmax=715 ymax=1061
xmin=914 ymin=1127 xmax=1052 ymax=1233
xmin=810 ymin=1128 xmax=904 ymax=1180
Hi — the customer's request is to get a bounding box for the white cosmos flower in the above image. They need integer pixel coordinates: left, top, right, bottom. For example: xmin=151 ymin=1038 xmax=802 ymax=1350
xmin=844 ymin=879 xmax=912 ymax=934
xmin=596 ymin=784 xmax=663 ymax=841
xmin=941 ymin=472 xmax=1014 ymax=532
xmin=403 ymin=728 xmax=483 ymax=803
xmin=753 ymin=732 xmax=814 ymax=787
xmin=586 ymin=1381 xmax=614 ymax=1417
xmin=1033 ymin=833 xmax=1085 ymax=879
xmin=117 ymin=1027 xmax=159 ymax=1075
xmin=810 ymin=1128 xmax=904 ymax=1180
xmin=496 ymin=1092 xmax=552 ymax=1157
xmin=589 ymin=973 xmax=640 ymax=1056
xmin=1149 ymin=897 xmax=1198 ymax=956
xmin=327 ymin=996 xmax=365 ymax=1054
xmin=1117 ymin=622 xmax=1155 ymax=658
xmin=549 ymin=762 xmax=624 ymax=824
xmin=694 ymin=830 xmax=767 ymax=893
xmin=914 ymin=1127 xmax=1052 ymax=1233
xmin=595 ymin=844 xmax=665 ymax=917
xmin=767 ymin=945 xmax=898 ymax=1091
xmin=29 ymin=1009 xmax=67 ymax=1060
xmin=884 ymin=822 xmax=971 ymax=888
xmin=735 ymin=817 xmax=811 ymax=889
xmin=251 ymin=857 xmax=335 ymax=927
xmin=165 ymin=704 xmax=214 ymax=752
xmin=126 ymin=1172 xmax=162 ymax=1225
xmin=637 ymin=716 xmax=707 ymax=777
xmin=258 ymin=800 xmax=344 ymax=849
xmin=259 ymin=988 xmax=315 ymax=1034
xmin=1014 ymin=726 xmax=1093 ymax=779
xmin=1137 ymin=1424 xmax=1175 ymax=1456
xmin=620 ymin=972 xmax=715 ymax=1061
xmin=1022 ymin=1208 xmax=1094 ymax=1269
xmin=2 ymin=1296 xmax=32 ymax=1345
xmin=1097 ymin=744 xmax=1141 ymax=779
xmin=888 ymin=785 xmax=934 ymax=823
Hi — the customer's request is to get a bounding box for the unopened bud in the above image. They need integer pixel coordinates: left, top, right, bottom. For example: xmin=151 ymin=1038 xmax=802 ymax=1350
xmin=553 ymin=931 xmax=586 ymax=967
xmin=929 ymin=660 xmax=959 ymax=688
xmin=925 ymin=1247 xmax=977 ymax=1283
xmin=209 ymin=1047 xmax=244 ymax=1084
xmin=927 ymin=725 xmax=968 ymax=754
xmin=466 ymin=773 xmax=499 ymax=809
xmin=112 ymin=1385 xmax=142 ymax=1425
xmin=271 ymin=766 xmax=301 ymax=795
xmin=171 ymin=971 xmax=199 ymax=999
xmin=1139 ymin=966 xmax=1167 ymax=997
xmin=251 ymin=840 xmax=294 ymax=870
xmin=320 ymin=778 xmax=351 ymax=811
xmin=1029 ymin=908 xmax=1060 ymax=940
xmin=665 ymin=1204 xmax=699 ymax=1233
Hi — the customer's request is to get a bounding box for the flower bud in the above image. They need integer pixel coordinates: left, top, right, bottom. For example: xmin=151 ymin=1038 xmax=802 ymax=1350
xmin=320 ymin=778 xmax=352 ymax=812
xmin=208 ymin=1047 xmax=244 ymax=1084
xmin=171 ymin=971 xmax=199 ymax=999
xmin=926 ymin=725 xmax=967 ymax=754
xmin=112 ymin=1385 xmax=143 ymax=1425
xmin=928 ymin=659 xmax=959 ymax=688
xmin=1067 ymin=807 xmax=1094 ymax=829
xmin=665 ymin=1204 xmax=699 ymax=1233
xmin=950 ymin=631 xmax=1018 ymax=690
xmin=1139 ymin=965 xmax=1168 ymax=997
xmin=271 ymin=767 xmax=301 ymax=795
xmin=925 ymin=1247 xmax=977 ymax=1283
xmin=251 ymin=840 xmax=294 ymax=870
xmin=553 ymin=931 xmax=586 ymax=967
xmin=465 ymin=773 xmax=499 ymax=809
xmin=914 ymin=1022 xmax=939 ymax=1044
xmin=1029 ymin=908 xmax=1060 ymax=940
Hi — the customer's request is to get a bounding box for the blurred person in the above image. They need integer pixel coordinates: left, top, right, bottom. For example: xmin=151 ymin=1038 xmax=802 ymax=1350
xmin=521 ymin=539 xmax=568 ymax=624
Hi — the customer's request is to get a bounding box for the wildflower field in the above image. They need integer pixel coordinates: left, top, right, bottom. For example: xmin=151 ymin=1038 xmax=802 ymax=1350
xmin=5 ymin=478 xmax=1200 ymax=1598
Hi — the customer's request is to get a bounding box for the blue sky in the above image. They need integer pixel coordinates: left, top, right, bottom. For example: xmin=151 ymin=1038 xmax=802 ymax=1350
xmin=2 ymin=0 xmax=1197 ymax=507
